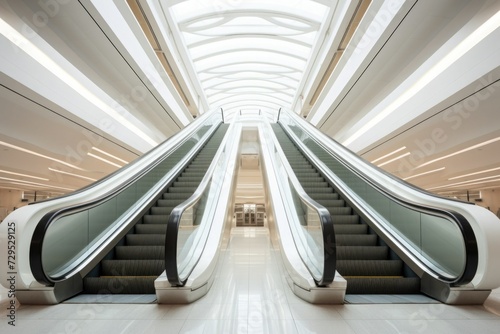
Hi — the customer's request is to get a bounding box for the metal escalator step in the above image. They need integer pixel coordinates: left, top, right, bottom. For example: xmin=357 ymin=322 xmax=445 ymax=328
xmin=186 ymin=159 xmax=211 ymax=165
xmin=304 ymin=187 xmax=334 ymax=194
xmin=333 ymin=223 xmax=366 ymax=234
xmin=295 ymin=173 xmax=321 ymax=179
xmin=155 ymin=199 xmax=177 ymax=214
xmin=314 ymin=196 xmax=342 ymax=204
xmin=187 ymin=164 xmax=211 ymax=169
xmin=101 ymin=259 xmax=164 ymax=276
xmin=299 ymin=181 xmax=329 ymax=188
xmin=336 ymin=260 xmax=403 ymax=276
xmin=290 ymin=163 xmax=313 ymax=168
xmin=331 ymin=215 xmax=360 ymax=224
xmin=135 ymin=224 xmax=167 ymax=234
xmin=159 ymin=196 xmax=185 ymax=204
xmin=345 ymin=277 xmax=421 ymax=294
xmin=173 ymin=181 xmax=201 ymax=188
xmin=142 ymin=215 xmax=169 ymax=224
xmin=326 ymin=207 xmax=351 ymax=215
xmin=115 ymin=246 xmax=165 ymax=260
xmin=295 ymin=175 xmax=325 ymax=182
xmin=293 ymin=167 xmax=316 ymax=172
xmin=185 ymin=167 xmax=209 ymax=171
xmin=175 ymin=176 xmax=203 ymax=183
xmin=316 ymin=198 xmax=345 ymax=207
xmin=160 ymin=195 xmax=190 ymax=203
xmin=181 ymin=171 xmax=205 ymax=177
xmin=168 ymin=187 xmax=197 ymax=193
xmin=150 ymin=207 xmax=173 ymax=215
xmin=126 ymin=234 xmax=165 ymax=246
xmin=308 ymin=194 xmax=343 ymax=201
xmin=156 ymin=198 xmax=179 ymax=208
xmin=336 ymin=246 xmax=389 ymax=260
xmin=83 ymin=277 xmax=157 ymax=294
xmin=336 ymin=234 xmax=377 ymax=246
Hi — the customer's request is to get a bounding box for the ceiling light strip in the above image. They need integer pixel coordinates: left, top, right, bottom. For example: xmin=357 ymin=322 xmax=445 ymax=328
xmin=416 ymin=137 xmax=500 ymax=169
xmin=88 ymin=153 xmax=123 ymax=168
xmin=427 ymin=177 xmax=500 ymax=191
xmin=342 ymin=11 xmax=500 ymax=146
xmin=0 ymin=140 xmax=86 ymax=171
xmin=48 ymin=168 xmax=97 ymax=182
xmin=449 ymin=166 xmax=500 ymax=180
xmin=0 ymin=169 xmax=49 ymax=181
xmin=0 ymin=18 xmax=158 ymax=147
xmin=403 ymin=167 xmax=445 ymax=181
xmin=377 ymin=152 xmax=411 ymax=167
xmin=91 ymin=147 xmax=128 ymax=164
xmin=371 ymin=146 xmax=407 ymax=164
xmin=0 ymin=176 xmax=75 ymax=191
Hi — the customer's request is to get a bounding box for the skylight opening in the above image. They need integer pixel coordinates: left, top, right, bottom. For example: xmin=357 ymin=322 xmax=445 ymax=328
xmin=194 ymin=51 xmax=306 ymax=72
xmin=190 ymin=37 xmax=310 ymax=59
xmin=168 ymin=0 xmax=332 ymax=111
xmin=186 ymin=17 xmax=225 ymax=28
xmin=207 ymin=80 xmax=294 ymax=91
xmin=272 ymin=16 xmax=314 ymax=29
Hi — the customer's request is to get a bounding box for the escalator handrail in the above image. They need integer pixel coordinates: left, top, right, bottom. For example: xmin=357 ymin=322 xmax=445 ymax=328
xmin=29 ymin=108 xmax=220 ymax=206
xmin=279 ymin=108 xmax=478 ymax=285
xmin=165 ymin=120 xmax=236 ymax=286
xmin=266 ymin=122 xmax=336 ymax=286
xmin=279 ymin=109 xmax=473 ymax=206
xmin=30 ymin=109 xmax=224 ymax=285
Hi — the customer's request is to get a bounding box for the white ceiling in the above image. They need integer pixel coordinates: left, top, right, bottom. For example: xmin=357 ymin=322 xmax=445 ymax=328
xmin=0 ymin=0 xmax=499 ymax=202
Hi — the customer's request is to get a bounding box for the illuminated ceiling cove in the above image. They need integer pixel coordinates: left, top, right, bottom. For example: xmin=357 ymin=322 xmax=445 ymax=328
xmin=165 ymin=0 xmax=332 ymax=116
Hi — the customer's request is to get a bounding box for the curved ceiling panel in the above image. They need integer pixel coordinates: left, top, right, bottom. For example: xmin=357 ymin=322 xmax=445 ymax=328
xmin=168 ymin=0 xmax=330 ymax=115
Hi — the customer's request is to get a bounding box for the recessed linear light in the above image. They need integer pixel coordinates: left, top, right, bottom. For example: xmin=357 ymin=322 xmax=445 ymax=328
xmin=48 ymin=168 xmax=97 ymax=182
xmin=0 ymin=186 xmax=26 ymax=191
xmin=449 ymin=166 xmax=500 ymax=180
xmin=427 ymin=177 xmax=500 ymax=191
xmin=436 ymin=190 xmax=480 ymax=196
xmin=88 ymin=153 xmax=123 ymax=168
xmin=0 ymin=140 xmax=86 ymax=171
xmin=0 ymin=177 xmax=75 ymax=191
xmin=0 ymin=18 xmax=158 ymax=147
xmin=371 ymin=146 xmax=407 ymax=164
xmin=0 ymin=169 xmax=49 ymax=181
xmin=91 ymin=147 xmax=128 ymax=164
xmin=7 ymin=182 xmax=46 ymax=189
xmin=475 ymin=185 xmax=500 ymax=190
xmin=403 ymin=167 xmax=445 ymax=181
xmin=416 ymin=137 xmax=500 ymax=169
xmin=342 ymin=11 xmax=500 ymax=147
xmin=446 ymin=174 xmax=500 ymax=187
xmin=377 ymin=152 xmax=411 ymax=167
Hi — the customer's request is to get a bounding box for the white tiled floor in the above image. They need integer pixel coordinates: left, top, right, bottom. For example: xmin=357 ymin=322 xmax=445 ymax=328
xmin=2 ymin=226 xmax=500 ymax=333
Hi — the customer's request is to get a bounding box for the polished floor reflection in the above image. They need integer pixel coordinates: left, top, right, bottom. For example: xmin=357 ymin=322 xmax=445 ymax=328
xmin=2 ymin=227 xmax=500 ymax=333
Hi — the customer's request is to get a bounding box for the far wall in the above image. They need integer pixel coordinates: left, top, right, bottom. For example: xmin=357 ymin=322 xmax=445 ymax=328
xmin=478 ymin=189 xmax=500 ymax=217
xmin=0 ymin=189 xmax=28 ymax=222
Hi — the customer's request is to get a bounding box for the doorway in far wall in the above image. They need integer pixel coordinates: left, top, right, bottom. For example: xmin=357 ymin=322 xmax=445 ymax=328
xmin=235 ymin=203 xmax=265 ymax=226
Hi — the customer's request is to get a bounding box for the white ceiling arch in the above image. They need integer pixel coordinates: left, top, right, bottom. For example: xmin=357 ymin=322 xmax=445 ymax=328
xmin=165 ymin=0 xmax=332 ymax=115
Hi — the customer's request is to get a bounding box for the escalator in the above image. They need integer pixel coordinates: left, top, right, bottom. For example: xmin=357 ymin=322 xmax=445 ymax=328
xmin=82 ymin=124 xmax=229 ymax=295
xmin=0 ymin=108 xmax=241 ymax=304
xmin=272 ymin=123 xmax=420 ymax=294
xmin=261 ymin=108 xmax=500 ymax=304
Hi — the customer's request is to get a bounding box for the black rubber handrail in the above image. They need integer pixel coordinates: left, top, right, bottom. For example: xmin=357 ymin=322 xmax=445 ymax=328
xmin=279 ymin=110 xmax=478 ymax=285
xmin=29 ymin=110 xmax=223 ymax=285
xmin=269 ymin=123 xmax=336 ymax=286
xmin=164 ymin=123 xmax=233 ymax=286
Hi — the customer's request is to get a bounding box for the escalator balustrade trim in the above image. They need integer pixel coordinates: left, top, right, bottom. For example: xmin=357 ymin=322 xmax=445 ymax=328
xmin=272 ymin=123 xmax=420 ymax=295
xmin=82 ymin=124 xmax=229 ymax=294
